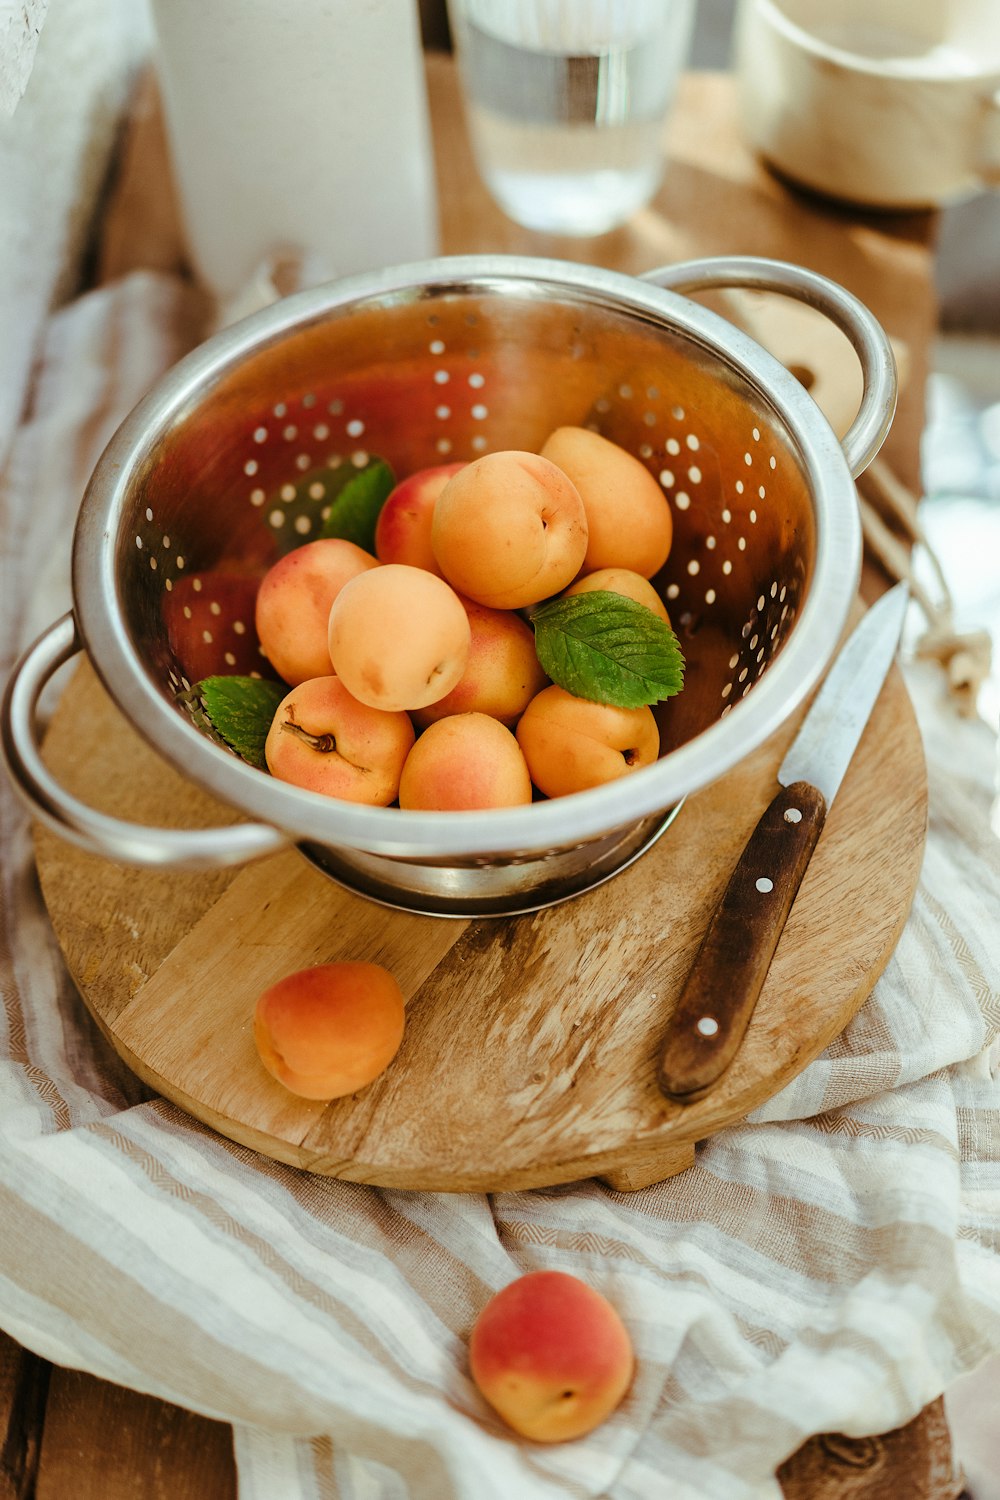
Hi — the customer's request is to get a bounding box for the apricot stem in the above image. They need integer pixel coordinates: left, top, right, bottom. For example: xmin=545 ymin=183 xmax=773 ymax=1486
xmin=281 ymin=721 xmax=338 ymax=754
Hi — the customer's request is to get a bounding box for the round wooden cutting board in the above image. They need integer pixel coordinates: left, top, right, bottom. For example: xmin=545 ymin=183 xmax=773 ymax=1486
xmin=34 ymin=644 xmax=927 ymax=1193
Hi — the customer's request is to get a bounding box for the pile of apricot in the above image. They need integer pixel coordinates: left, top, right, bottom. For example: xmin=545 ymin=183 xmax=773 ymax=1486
xmin=256 ymin=427 xmax=674 ymax=812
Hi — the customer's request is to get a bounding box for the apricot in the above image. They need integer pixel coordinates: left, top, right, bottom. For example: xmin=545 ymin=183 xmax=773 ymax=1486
xmin=412 ymin=599 xmax=548 ymax=729
xmin=254 ymin=961 xmax=405 ymax=1100
xmin=540 ymin=427 xmax=673 ymax=578
xmin=431 ymin=451 xmax=588 ymax=609
xmin=374 ymin=462 xmax=464 ymax=574
xmin=563 ymin=566 xmax=671 ymax=626
xmin=469 ymin=1270 xmax=634 ymax=1443
xmin=255 ymin=537 xmax=380 ymax=686
xmin=516 ymin=685 xmax=659 ymax=799
xmin=399 ymin=714 xmax=532 ymax=811
xmin=264 ymin=675 xmax=414 ymax=805
xmin=327 ymin=564 xmax=471 ymax=712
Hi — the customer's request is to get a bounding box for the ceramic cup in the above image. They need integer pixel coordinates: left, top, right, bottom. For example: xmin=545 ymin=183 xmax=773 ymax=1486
xmin=734 ymin=0 xmax=1000 ymax=209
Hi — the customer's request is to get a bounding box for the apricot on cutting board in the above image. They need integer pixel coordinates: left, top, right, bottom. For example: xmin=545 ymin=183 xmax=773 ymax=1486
xmin=253 ymin=962 xmax=406 ymax=1100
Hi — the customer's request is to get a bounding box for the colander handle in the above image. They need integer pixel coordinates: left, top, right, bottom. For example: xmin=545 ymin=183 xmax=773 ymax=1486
xmin=1 ymin=613 xmax=290 ymax=870
xmin=642 ymin=256 xmax=897 ymax=478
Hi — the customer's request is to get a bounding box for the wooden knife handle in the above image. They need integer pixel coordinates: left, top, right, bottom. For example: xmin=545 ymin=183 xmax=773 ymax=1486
xmin=657 ymin=780 xmax=827 ymax=1102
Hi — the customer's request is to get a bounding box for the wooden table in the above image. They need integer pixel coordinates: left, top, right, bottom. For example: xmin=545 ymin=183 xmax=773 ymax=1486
xmin=0 ymin=56 xmax=963 ymax=1500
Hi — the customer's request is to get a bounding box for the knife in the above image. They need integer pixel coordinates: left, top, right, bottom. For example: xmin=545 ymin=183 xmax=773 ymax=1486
xmin=657 ymin=582 xmax=910 ymax=1103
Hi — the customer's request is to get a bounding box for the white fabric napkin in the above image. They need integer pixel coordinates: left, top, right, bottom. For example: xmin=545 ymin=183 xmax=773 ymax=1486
xmin=0 ymin=0 xmax=148 ymax=468
xmin=1 ymin=273 xmax=998 ymax=1500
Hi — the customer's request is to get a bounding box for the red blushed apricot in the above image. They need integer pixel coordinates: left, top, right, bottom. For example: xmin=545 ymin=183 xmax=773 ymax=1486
xmin=431 ymin=451 xmax=588 ymax=609
xmin=413 ymin=599 xmax=548 ymax=729
xmin=328 ymin=564 xmax=471 ymax=712
xmin=469 ymin=1270 xmax=635 ymax=1443
xmin=265 ymin=675 xmax=414 ymax=805
xmin=254 ymin=962 xmax=405 ymax=1100
xmin=399 ymin=714 xmax=533 ymax=811
xmin=541 ymin=427 xmax=673 ymax=578
xmin=563 ymin=567 xmax=671 ymax=626
xmin=374 ymin=462 xmax=465 ymax=574
xmin=516 ymin=685 xmax=659 ymax=799
xmin=255 ymin=538 xmax=380 ymax=685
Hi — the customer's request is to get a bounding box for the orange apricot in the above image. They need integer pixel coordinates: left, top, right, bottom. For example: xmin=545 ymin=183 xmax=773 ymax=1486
xmin=469 ymin=1270 xmax=635 ymax=1442
xmin=399 ymin=714 xmax=533 ymax=810
xmin=541 ymin=426 xmax=673 ymax=578
xmin=254 ymin=961 xmax=405 ymax=1100
xmin=413 ymin=598 xmax=548 ymax=729
xmin=563 ymin=566 xmax=671 ymax=625
xmin=327 ymin=564 xmax=471 ymax=712
xmin=264 ymin=675 xmax=414 ymax=805
xmin=515 ymin=685 xmax=659 ymax=799
xmin=255 ymin=538 xmax=380 ymax=685
xmin=431 ymin=451 xmax=588 ymax=609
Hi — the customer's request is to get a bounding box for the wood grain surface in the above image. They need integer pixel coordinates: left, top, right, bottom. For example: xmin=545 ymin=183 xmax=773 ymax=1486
xmin=33 ymin=1365 xmax=236 ymax=1500
xmin=0 ymin=1332 xmax=48 ymax=1500
xmin=35 ymin=605 xmax=927 ymax=1193
xmin=777 ymin=1400 xmax=961 ymax=1500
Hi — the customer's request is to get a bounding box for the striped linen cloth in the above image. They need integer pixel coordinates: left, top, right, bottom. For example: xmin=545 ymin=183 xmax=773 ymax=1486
xmin=1 ymin=274 xmax=999 ymax=1500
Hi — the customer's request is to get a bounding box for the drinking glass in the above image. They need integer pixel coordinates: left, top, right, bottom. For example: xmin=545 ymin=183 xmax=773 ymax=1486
xmin=446 ymin=0 xmax=696 ymax=236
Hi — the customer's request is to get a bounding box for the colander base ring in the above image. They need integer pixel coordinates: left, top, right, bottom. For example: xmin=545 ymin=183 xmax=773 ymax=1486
xmin=297 ymin=803 xmax=682 ymax=918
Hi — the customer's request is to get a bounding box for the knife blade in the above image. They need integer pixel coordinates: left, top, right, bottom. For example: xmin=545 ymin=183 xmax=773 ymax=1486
xmin=656 ymin=582 xmax=910 ymax=1103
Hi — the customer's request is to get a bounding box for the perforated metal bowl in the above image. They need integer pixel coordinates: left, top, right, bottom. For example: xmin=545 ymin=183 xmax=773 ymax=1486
xmin=2 ymin=255 xmax=894 ymax=915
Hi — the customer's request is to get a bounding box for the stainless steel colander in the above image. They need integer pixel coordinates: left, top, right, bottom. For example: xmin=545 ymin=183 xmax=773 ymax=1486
xmin=2 ymin=255 xmax=895 ymax=915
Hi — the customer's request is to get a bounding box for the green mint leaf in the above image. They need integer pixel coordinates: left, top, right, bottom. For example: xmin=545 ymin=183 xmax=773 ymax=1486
xmin=185 ymin=675 xmax=286 ymax=770
xmin=269 ymin=457 xmax=394 ymax=556
xmin=530 ymin=591 xmax=685 ymax=708
xmin=318 ymin=459 xmax=395 ymax=551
